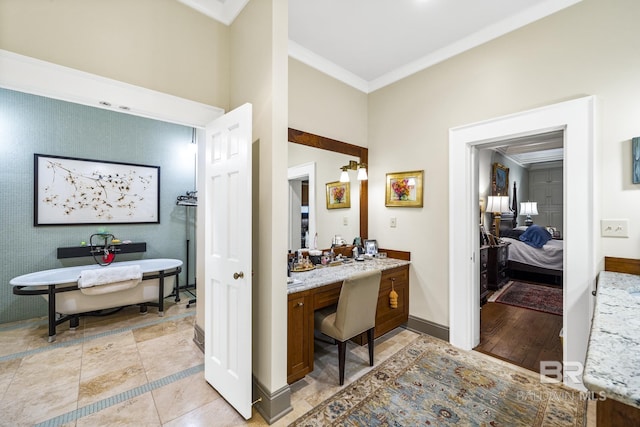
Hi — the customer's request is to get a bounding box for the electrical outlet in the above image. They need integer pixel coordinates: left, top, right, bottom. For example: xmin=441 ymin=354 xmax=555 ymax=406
xmin=601 ymin=219 xmax=629 ymax=237
xmin=390 ymin=217 xmax=397 ymax=228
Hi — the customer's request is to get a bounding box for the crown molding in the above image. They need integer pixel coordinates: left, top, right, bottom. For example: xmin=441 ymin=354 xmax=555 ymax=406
xmin=288 ymin=41 xmax=370 ymax=93
xmin=0 ymin=50 xmax=223 ymax=127
xmin=290 ymin=0 xmax=582 ymax=94
xmin=177 ymin=0 xmax=250 ymax=26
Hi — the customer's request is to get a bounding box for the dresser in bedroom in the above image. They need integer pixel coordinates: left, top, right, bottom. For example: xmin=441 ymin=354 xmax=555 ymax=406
xmin=481 ymin=243 xmax=509 ymax=293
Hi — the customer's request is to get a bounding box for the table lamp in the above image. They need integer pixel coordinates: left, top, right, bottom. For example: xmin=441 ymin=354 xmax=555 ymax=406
xmin=520 ymin=201 xmax=538 ymax=226
xmin=486 ymin=196 xmax=510 ymax=237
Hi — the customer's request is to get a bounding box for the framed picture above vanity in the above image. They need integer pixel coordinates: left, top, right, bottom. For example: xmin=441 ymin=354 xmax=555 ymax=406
xmin=326 ymin=181 xmax=350 ymax=209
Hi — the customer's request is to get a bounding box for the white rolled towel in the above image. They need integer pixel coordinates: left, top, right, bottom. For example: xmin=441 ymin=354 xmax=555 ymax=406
xmin=78 ymin=265 xmax=142 ymax=289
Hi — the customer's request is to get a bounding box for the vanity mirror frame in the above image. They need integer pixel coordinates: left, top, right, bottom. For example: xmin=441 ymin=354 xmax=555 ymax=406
xmin=288 ymin=128 xmax=368 ymax=239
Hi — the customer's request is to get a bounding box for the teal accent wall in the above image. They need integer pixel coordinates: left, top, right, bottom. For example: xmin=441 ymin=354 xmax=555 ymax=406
xmin=0 ymin=88 xmax=196 ymax=323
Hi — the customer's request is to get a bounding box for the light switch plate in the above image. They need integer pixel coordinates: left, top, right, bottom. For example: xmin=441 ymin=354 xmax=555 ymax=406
xmin=601 ymin=219 xmax=629 ymax=237
xmin=343 ymin=217 xmax=348 ymax=226
xmin=390 ymin=217 xmax=397 ymax=228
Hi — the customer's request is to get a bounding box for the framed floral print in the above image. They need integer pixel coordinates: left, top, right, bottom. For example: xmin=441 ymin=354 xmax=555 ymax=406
xmin=326 ymin=181 xmax=350 ymax=209
xmin=385 ymin=170 xmax=424 ymax=207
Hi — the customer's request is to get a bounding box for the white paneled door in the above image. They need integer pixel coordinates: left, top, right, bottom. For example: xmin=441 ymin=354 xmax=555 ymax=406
xmin=201 ymin=103 xmax=252 ymax=419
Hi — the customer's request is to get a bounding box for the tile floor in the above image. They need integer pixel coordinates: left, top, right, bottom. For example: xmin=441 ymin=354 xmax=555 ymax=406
xmin=0 ymin=294 xmax=595 ymax=426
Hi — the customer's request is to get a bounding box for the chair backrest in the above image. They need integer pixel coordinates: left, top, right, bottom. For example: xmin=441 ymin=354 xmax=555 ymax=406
xmin=334 ymin=269 xmax=382 ymax=340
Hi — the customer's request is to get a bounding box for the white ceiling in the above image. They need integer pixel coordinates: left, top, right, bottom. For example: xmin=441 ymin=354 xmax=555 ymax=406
xmin=178 ymin=0 xmax=578 ymax=164
xmin=179 ymin=0 xmax=581 ymax=93
xmin=493 ymin=130 xmax=564 ymax=166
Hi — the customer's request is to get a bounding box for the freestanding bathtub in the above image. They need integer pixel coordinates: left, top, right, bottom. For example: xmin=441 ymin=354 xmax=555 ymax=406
xmin=10 ymin=259 xmax=182 ymax=342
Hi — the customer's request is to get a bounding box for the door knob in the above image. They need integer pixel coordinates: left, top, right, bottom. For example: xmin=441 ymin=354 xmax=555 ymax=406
xmin=233 ymin=271 xmax=244 ymax=280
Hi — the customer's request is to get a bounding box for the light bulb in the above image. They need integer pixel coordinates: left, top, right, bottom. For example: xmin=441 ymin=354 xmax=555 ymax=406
xmin=357 ymin=167 xmax=368 ymax=181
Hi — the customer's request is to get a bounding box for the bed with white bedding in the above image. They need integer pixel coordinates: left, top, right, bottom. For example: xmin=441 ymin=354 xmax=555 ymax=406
xmin=501 ymin=237 xmax=564 ymax=279
xmin=495 ymin=213 xmax=563 ymax=283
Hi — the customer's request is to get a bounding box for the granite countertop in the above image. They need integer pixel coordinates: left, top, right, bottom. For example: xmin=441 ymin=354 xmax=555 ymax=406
xmin=583 ymin=270 xmax=640 ymax=408
xmin=287 ymin=257 xmax=410 ymax=294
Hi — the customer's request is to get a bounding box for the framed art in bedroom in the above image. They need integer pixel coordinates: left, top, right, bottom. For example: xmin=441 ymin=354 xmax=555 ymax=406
xmin=34 ymin=153 xmax=160 ymax=226
xmin=492 ymin=163 xmax=509 ymax=196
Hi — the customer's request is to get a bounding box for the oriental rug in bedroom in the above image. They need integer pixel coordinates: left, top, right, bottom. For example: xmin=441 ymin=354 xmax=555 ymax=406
xmin=489 ymin=281 xmax=563 ymax=316
xmin=290 ymin=335 xmax=585 ymax=426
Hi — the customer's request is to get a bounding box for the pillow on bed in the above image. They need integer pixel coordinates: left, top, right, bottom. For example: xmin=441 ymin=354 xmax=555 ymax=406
xmin=519 ymin=224 xmax=552 ymax=248
xmin=500 ymin=228 xmax=525 ymax=239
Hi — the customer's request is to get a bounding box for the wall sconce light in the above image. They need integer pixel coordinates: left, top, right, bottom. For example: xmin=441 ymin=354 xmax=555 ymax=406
xmin=520 ymin=201 xmax=538 ymax=226
xmin=339 ymin=160 xmax=367 ymax=182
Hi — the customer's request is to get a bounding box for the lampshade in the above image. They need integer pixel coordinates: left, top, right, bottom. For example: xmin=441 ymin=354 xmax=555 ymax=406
xmin=356 ymin=165 xmax=368 ymax=181
xmin=339 ymin=168 xmax=350 ymax=183
xmin=486 ymin=196 xmax=510 ymax=214
xmin=339 ymin=160 xmax=367 ymax=182
xmin=520 ymin=201 xmax=538 ymax=216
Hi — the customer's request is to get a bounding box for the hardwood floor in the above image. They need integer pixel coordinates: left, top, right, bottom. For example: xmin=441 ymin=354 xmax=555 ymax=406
xmin=474 ymin=295 xmax=563 ymax=374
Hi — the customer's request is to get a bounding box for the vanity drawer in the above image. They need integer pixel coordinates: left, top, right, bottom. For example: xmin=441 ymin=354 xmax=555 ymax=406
xmin=379 ymin=266 xmax=409 ymax=292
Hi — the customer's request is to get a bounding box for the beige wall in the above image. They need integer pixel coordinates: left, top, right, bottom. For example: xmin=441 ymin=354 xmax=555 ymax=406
xmin=0 ymin=0 xmax=230 ymax=108
xmin=289 ymin=58 xmax=368 ymax=147
xmin=1 ymin=0 xmax=290 ymax=397
xmin=230 ymin=0 xmax=289 ymax=392
xmin=368 ymin=0 xmax=640 ymax=326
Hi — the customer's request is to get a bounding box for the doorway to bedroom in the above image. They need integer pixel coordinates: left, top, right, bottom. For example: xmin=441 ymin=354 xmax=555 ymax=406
xmin=474 ymin=133 xmax=564 ymax=374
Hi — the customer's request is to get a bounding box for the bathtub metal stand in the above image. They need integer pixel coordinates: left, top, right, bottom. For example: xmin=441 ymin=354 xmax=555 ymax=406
xmin=12 ymin=267 xmax=181 ymax=342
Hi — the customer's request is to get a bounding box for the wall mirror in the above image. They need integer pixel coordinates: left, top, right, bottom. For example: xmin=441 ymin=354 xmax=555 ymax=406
xmin=288 ymin=128 xmax=368 ymax=251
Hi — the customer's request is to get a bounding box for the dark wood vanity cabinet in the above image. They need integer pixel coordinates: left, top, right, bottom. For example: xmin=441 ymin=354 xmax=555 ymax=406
xmin=287 ymin=291 xmax=313 ymax=384
xmin=486 ymin=243 xmax=509 ymax=290
xmin=287 ymin=263 xmax=410 ymax=384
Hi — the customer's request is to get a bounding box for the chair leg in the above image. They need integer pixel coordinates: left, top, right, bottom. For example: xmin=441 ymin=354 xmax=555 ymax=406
xmin=367 ymin=328 xmax=375 ymax=366
xmin=338 ymin=340 xmax=347 ymax=385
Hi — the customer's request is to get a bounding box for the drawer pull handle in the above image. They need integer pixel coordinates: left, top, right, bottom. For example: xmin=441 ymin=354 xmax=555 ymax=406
xmin=296 ymin=301 xmax=304 ymax=307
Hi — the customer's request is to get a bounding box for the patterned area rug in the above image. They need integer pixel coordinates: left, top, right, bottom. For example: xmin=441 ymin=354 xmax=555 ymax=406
xmin=290 ymin=335 xmax=585 ymax=426
xmin=490 ymin=281 xmax=563 ymax=315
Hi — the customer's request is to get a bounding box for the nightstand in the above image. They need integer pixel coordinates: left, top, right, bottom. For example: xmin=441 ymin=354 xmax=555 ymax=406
xmin=479 ymin=246 xmax=489 ymax=305
xmin=486 ymin=243 xmax=509 ymax=290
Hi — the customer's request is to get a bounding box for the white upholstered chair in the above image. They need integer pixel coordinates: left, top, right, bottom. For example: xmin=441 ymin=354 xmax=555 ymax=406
xmin=314 ymin=269 xmax=381 ymax=385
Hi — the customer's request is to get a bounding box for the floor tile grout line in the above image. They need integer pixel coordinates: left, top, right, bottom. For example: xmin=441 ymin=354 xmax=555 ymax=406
xmin=0 ymin=318 xmax=48 ymax=332
xmin=0 ymin=311 xmax=195 ymax=363
xmin=34 ymin=364 xmax=205 ymax=427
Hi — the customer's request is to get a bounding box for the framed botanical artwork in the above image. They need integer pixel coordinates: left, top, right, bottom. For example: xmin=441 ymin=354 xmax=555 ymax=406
xmin=385 ymin=170 xmax=424 ymax=207
xmin=326 ymin=181 xmax=350 ymax=209
xmin=34 ymin=153 xmax=160 ymax=226
xmin=492 ymin=163 xmax=509 ymax=196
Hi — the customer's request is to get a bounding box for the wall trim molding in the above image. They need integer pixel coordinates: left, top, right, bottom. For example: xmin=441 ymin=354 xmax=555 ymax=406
xmin=406 ymin=316 xmax=449 ymax=341
xmin=195 ymin=323 xmax=293 ymax=422
xmin=193 ymin=324 xmax=205 ymax=353
xmin=253 ymin=377 xmax=292 ymax=424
